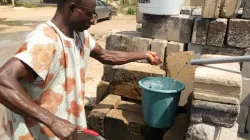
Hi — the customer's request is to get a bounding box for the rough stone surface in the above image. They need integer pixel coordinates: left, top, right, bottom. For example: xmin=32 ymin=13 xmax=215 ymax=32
xmin=109 ymin=62 xmax=166 ymax=100
xmin=194 ymin=55 xmax=242 ymax=105
xmin=166 ymin=51 xmax=196 ymax=106
xmin=191 ymin=16 xmax=210 ymax=45
xmin=207 ymin=18 xmax=228 ymax=47
xmin=191 ymin=100 xmax=240 ymax=128
xmin=241 ymin=78 xmax=250 ymax=106
xmin=105 ymin=109 xmax=145 ymax=140
xmin=151 ymin=39 xmax=167 ymax=63
xmin=227 ymin=19 xmax=250 ymax=48
xmin=96 ymin=81 xmax=110 ymax=104
xmin=106 ymin=31 xmax=151 ymax=52
xmin=186 ymin=123 xmax=216 ymax=140
xmin=192 ymin=7 xmax=202 ymax=16
xmin=88 ymin=95 xmax=121 ymax=136
xmin=242 ymin=49 xmax=250 ymax=78
xmin=237 ymin=105 xmax=249 ymax=133
xmin=136 ymin=6 xmax=143 ymax=23
xmin=118 ymin=101 xmax=142 ymax=114
xmin=136 ymin=24 xmax=142 ymax=32
xmin=202 ymin=0 xmax=222 ymax=18
xmin=220 ymin=0 xmax=242 ymax=18
xmin=163 ymin=114 xmax=189 ymax=140
xmin=242 ymin=0 xmax=250 ymax=18
xmin=181 ymin=7 xmax=193 ymax=15
xmin=188 ymin=43 xmax=245 ymax=59
xmin=142 ymin=14 xmax=195 ymax=43
xmin=166 ymin=41 xmax=184 ymax=55
xmin=186 ymin=123 xmax=239 ymax=140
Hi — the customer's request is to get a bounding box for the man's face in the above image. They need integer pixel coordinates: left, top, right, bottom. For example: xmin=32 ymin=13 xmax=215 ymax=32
xmin=68 ymin=0 xmax=96 ymax=32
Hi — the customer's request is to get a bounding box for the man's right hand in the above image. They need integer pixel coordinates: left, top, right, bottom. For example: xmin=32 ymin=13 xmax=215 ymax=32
xmin=49 ymin=117 xmax=77 ymax=140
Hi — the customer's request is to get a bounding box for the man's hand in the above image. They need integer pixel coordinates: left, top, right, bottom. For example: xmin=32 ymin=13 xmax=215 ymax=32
xmin=49 ymin=117 xmax=77 ymax=140
xmin=146 ymin=51 xmax=163 ymax=65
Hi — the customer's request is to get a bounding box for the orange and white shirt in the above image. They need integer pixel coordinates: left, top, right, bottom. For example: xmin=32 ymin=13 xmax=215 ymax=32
xmin=2 ymin=21 xmax=96 ymax=140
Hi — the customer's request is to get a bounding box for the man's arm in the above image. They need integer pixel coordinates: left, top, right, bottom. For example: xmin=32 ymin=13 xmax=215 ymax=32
xmin=90 ymin=43 xmax=162 ymax=65
xmin=0 ymin=58 xmax=76 ymax=139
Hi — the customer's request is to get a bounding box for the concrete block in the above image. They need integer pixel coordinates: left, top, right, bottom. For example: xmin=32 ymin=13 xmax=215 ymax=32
xmin=96 ymin=81 xmax=110 ymax=104
xmin=227 ymin=19 xmax=250 ymax=48
xmin=246 ymin=107 xmax=250 ymax=133
xmin=186 ymin=123 xmax=239 ymax=140
xmin=188 ymin=43 xmax=245 ymax=59
xmin=207 ymin=18 xmax=228 ymax=47
xmin=166 ymin=41 xmax=184 ymax=55
xmin=237 ymin=105 xmax=249 ymax=133
xmin=181 ymin=7 xmax=193 ymax=15
xmin=110 ymin=62 xmax=166 ymax=100
xmin=242 ymin=0 xmax=250 ymax=18
xmin=191 ymin=100 xmax=240 ymax=128
xmin=136 ymin=7 xmax=143 ymax=23
xmin=184 ymin=0 xmax=197 ymax=6
xmin=194 ymin=55 xmax=242 ymax=105
xmin=220 ymin=0 xmax=242 ymax=18
xmin=192 ymin=7 xmax=202 ymax=16
xmin=197 ymin=0 xmax=205 ymax=6
xmin=191 ymin=16 xmax=210 ymax=45
xmin=106 ymin=31 xmax=151 ymax=52
xmin=151 ymin=39 xmax=167 ymax=63
xmin=102 ymin=65 xmax=114 ymax=82
xmin=142 ymin=14 xmax=195 ymax=43
xmin=104 ymin=109 xmax=145 ymax=140
xmin=166 ymin=51 xmax=196 ymax=106
xmin=240 ymin=78 xmax=250 ymax=106
xmin=202 ymin=0 xmax=222 ymax=18
xmin=186 ymin=123 xmax=216 ymax=140
xmin=163 ymin=114 xmax=189 ymax=140
xmin=242 ymin=49 xmax=250 ymax=78
xmin=136 ymin=24 xmax=142 ymax=32
xmin=88 ymin=95 xmax=121 ymax=136
xmin=118 ymin=101 xmax=142 ymax=114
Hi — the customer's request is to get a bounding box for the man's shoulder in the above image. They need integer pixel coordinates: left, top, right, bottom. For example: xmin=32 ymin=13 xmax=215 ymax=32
xmin=25 ymin=21 xmax=58 ymax=42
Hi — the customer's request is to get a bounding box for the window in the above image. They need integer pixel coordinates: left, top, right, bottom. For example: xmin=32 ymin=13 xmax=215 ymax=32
xmin=96 ymin=1 xmax=100 ymax=6
xmin=99 ymin=1 xmax=106 ymax=6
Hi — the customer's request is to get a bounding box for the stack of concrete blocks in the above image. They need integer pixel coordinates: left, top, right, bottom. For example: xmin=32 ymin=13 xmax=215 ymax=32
xmin=89 ymin=0 xmax=250 ymax=139
xmin=186 ymin=55 xmax=242 ymax=140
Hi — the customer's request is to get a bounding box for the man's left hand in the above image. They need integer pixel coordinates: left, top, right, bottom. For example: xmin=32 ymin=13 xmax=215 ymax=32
xmin=146 ymin=52 xmax=163 ymax=65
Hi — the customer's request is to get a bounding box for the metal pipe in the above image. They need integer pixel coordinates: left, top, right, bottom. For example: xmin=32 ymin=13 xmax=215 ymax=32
xmin=190 ymin=55 xmax=250 ymax=65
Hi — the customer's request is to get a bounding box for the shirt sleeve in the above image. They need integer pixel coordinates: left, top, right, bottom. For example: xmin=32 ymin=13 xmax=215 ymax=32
xmin=83 ymin=30 xmax=96 ymax=51
xmin=14 ymin=30 xmax=56 ymax=82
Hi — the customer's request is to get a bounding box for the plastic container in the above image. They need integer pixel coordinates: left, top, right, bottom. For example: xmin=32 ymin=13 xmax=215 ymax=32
xmin=138 ymin=77 xmax=185 ymax=128
xmin=77 ymin=129 xmax=105 ymax=140
xmin=138 ymin=0 xmax=185 ymax=15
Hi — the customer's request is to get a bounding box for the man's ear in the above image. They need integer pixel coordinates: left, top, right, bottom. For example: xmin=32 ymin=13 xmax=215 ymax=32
xmin=69 ymin=3 xmax=75 ymax=14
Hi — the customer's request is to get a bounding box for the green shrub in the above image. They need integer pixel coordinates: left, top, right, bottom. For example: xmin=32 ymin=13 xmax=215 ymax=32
xmin=23 ymin=2 xmax=36 ymax=8
xmin=127 ymin=6 xmax=136 ymax=15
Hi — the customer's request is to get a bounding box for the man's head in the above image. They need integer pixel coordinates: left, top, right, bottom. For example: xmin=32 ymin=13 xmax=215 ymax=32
xmin=57 ymin=0 xmax=96 ymax=32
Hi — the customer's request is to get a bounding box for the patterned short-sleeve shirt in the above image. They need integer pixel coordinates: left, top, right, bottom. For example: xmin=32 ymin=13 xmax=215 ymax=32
xmin=2 ymin=21 xmax=96 ymax=140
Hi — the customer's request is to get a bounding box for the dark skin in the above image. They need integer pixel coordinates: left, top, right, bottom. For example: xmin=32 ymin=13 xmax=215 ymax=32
xmin=0 ymin=0 xmax=162 ymax=139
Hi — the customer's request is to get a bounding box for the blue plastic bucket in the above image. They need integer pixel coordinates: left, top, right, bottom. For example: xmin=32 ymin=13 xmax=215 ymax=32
xmin=138 ymin=77 xmax=185 ymax=128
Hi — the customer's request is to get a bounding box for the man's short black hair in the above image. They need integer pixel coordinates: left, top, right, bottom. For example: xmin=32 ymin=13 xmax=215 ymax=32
xmin=57 ymin=0 xmax=67 ymax=8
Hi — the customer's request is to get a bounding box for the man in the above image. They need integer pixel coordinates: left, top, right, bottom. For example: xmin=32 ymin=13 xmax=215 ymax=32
xmin=0 ymin=0 xmax=162 ymax=139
